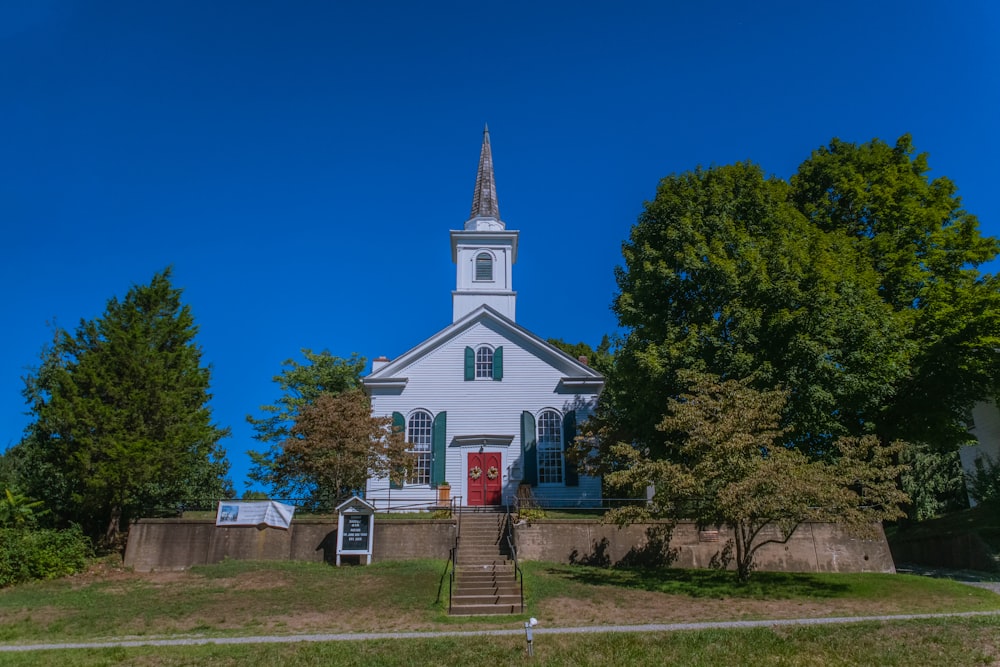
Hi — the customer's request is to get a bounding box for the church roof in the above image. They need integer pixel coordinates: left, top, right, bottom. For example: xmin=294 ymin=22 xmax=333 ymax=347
xmin=363 ymin=305 xmax=604 ymax=390
xmin=467 ymin=124 xmax=501 ymax=225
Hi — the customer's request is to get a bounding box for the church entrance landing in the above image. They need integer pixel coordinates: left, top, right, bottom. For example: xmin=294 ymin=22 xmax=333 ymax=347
xmin=467 ymin=452 xmax=502 ymax=506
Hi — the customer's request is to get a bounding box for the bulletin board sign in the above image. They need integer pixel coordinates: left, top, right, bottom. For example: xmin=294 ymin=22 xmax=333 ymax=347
xmin=335 ymin=496 xmax=376 ymax=565
xmin=215 ymin=500 xmax=295 ymax=529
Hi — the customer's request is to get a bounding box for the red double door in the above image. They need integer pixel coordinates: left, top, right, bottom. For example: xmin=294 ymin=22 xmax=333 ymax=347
xmin=467 ymin=452 xmax=502 ymax=506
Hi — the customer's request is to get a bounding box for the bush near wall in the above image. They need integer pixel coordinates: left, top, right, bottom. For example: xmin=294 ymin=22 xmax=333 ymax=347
xmin=0 ymin=526 xmax=92 ymax=587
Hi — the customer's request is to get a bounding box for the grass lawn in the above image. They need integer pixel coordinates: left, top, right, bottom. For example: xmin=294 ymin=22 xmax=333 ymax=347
xmin=1 ymin=617 xmax=999 ymax=666
xmin=0 ymin=558 xmax=998 ymax=664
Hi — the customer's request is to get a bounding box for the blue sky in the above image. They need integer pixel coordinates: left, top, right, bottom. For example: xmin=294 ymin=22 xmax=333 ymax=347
xmin=2 ymin=1 xmax=998 ymax=491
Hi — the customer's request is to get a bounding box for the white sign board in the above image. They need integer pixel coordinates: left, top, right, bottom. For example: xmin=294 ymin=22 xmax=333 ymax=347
xmin=215 ymin=501 xmax=296 ymax=529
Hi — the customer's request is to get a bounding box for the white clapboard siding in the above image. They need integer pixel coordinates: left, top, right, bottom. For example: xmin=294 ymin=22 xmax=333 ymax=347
xmin=365 ymin=311 xmax=602 ymax=509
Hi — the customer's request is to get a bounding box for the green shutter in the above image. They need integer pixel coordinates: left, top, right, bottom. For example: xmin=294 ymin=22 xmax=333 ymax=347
xmin=464 ymin=346 xmax=474 ymax=381
xmin=390 ymin=412 xmax=405 ymax=489
xmin=563 ymin=411 xmax=578 ymax=487
xmin=432 ymin=411 xmax=447 ymax=486
xmin=493 ymin=346 xmax=503 ymax=381
xmin=521 ymin=410 xmax=537 ymax=486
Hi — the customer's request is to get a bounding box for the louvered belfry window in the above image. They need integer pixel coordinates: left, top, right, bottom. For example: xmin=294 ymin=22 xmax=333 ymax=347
xmin=475 ymin=253 xmax=493 ymax=281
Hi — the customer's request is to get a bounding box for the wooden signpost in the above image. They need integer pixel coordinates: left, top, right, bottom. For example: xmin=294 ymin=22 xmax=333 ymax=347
xmin=335 ymin=496 xmax=376 ymax=565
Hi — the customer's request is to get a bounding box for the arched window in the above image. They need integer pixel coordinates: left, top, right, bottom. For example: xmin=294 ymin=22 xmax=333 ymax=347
xmin=407 ymin=410 xmax=433 ymax=485
xmin=475 ymin=253 xmax=493 ymax=281
xmin=537 ymin=410 xmax=563 ymax=484
xmin=475 ymin=346 xmax=493 ymax=379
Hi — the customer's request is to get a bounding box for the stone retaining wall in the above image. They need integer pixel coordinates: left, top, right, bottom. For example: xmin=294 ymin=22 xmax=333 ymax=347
xmin=124 ymin=518 xmax=454 ymax=571
xmin=513 ymin=520 xmax=895 ymax=573
xmin=889 ymin=532 xmax=997 ymax=572
xmin=124 ymin=517 xmax=894 ymax=574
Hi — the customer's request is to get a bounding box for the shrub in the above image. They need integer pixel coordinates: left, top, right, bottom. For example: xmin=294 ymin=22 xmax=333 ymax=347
xmin=0 ymin=526 xmax=92 ymax=587
xmin=968 ymin=454 xmax=1000 ymax=508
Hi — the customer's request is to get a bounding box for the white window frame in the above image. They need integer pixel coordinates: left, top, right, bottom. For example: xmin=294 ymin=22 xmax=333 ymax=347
xmin=537 ymin=409 xmax=564 ymax=484
xmin=475 ymin=345 xmax=493 ymax=379
xmin=407 ymin=410 xmax=433 ymax=485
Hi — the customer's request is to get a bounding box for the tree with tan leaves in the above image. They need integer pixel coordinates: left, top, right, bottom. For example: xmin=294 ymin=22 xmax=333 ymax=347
xmin=262 ymin=389 xmax=411 ymax=509
xmin=604 ymin=373 xmax=908 ymax=582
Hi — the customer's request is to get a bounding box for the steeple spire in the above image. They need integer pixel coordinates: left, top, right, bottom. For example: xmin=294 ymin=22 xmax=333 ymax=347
xmin=468 ymin=124 xmax=501 ymax=224
xmin=451 ymin=126 xmax=518 ymax=322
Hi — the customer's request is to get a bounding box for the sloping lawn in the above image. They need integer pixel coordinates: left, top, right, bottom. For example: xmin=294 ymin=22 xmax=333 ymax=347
xmin=1 ymin=558 xmax=998 ymax=646
xmin=1 ymin=617 xmax=999 ymax=666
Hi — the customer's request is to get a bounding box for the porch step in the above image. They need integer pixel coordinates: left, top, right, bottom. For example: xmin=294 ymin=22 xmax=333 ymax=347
xmin=451 ymin=593 xmax=521 ymax=610
xmin=453 ymin=581 xmax=520 ymax=594
xmin=449 ymin=603 xmax=523 ymax=616
xmin=455 ymin=551 xmax=508 ymax=567
xmin=455 ymin=563 xmax=514 ymax=574
xmin=449 ymin=509 xmax=521 ymax=616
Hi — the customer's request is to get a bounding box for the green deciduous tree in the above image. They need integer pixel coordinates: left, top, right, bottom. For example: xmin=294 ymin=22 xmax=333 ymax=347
xmin=608 ymin=162 xmax=907 ymax=459
xmin=247 ymin=350 xmax=370 ymax=505
xmin=605 ymin=373 xmax=907 ymax=581
xmin=247 ymin=350 xmax=366 ymax=448
xmin=15 ymin=269 xmax=231 ymax=545
xmin=256 ymin=390 xmax=410 ymax=508
xmin=898 ymin=443 xmax=968 ymax=521
xmin=792 ymin=135 xmax=1000 ymax=449
xmin=547 ymin=336 xmax=614 ymax=375
xmin=605 ymin=137 xmax=1000 ymax=472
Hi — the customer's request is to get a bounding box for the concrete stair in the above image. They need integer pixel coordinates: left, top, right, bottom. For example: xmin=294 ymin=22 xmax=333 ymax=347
xmin=449 ymin=511 xmax=523 ymax=615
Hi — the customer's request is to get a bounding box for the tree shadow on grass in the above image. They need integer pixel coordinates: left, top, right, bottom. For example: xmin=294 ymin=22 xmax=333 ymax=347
xmin=543 ymin=565 xmax=852 ymax=600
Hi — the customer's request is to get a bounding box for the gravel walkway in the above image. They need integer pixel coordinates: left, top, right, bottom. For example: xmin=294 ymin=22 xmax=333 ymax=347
xmin=2 ymin=610 xmax=1000 ymax=653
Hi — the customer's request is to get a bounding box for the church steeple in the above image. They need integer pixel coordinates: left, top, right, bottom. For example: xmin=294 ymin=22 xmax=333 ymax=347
xmin=465 ymin=124 xmax=504 ymax=231
xmin=451 ymin=126 xmax=518 ymax=322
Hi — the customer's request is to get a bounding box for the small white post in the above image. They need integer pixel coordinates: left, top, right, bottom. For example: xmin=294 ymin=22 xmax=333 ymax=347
xmin=523 ymin=617 xmax=538 ymax=657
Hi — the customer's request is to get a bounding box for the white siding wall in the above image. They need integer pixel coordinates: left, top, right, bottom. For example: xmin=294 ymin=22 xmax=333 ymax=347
xmin=366 ymin=320 xmax=600 ymax=509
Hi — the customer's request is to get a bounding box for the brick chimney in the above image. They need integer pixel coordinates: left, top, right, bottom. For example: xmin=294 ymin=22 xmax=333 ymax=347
xmin=372 ymin=356 xmax=390 ymax=373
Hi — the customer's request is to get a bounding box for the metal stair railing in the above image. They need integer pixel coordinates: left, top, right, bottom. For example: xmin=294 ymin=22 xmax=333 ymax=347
xmin=449 ymin=496 xmax=462 ymax=613
xmin=503 ymin=499 xmax=524 ymax=613
xmin=437 ymin=495 xmax=462 ymax=613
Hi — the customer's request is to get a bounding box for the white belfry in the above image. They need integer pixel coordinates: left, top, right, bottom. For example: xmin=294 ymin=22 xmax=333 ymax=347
xmin=451 ymin=124 xmax=518 ymax=322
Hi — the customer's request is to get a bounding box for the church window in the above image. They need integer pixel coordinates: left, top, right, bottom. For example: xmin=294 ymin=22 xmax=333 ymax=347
xmin=465 ymin=345 xmax=503 ymax=381
xmin=475 ymin=253 xmax=493 ymax=281
xmin=537 ymin=410 xmax=564 ymax=484
xmin=475 ymin=346 xmax=493 ymax=378
xmin=407 ymin=410 xmax=433 ymax=485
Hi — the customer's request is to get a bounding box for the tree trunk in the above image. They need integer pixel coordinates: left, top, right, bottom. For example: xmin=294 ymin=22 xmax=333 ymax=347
xmin=735 ymin=522 xmax=752 ymax=583
xmin=104 ymin=505 xmax=122 ymax=548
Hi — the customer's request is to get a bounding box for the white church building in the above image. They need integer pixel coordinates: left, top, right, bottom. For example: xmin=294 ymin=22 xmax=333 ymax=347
xmin=363 ymin=128 xmax=604 ymax=509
